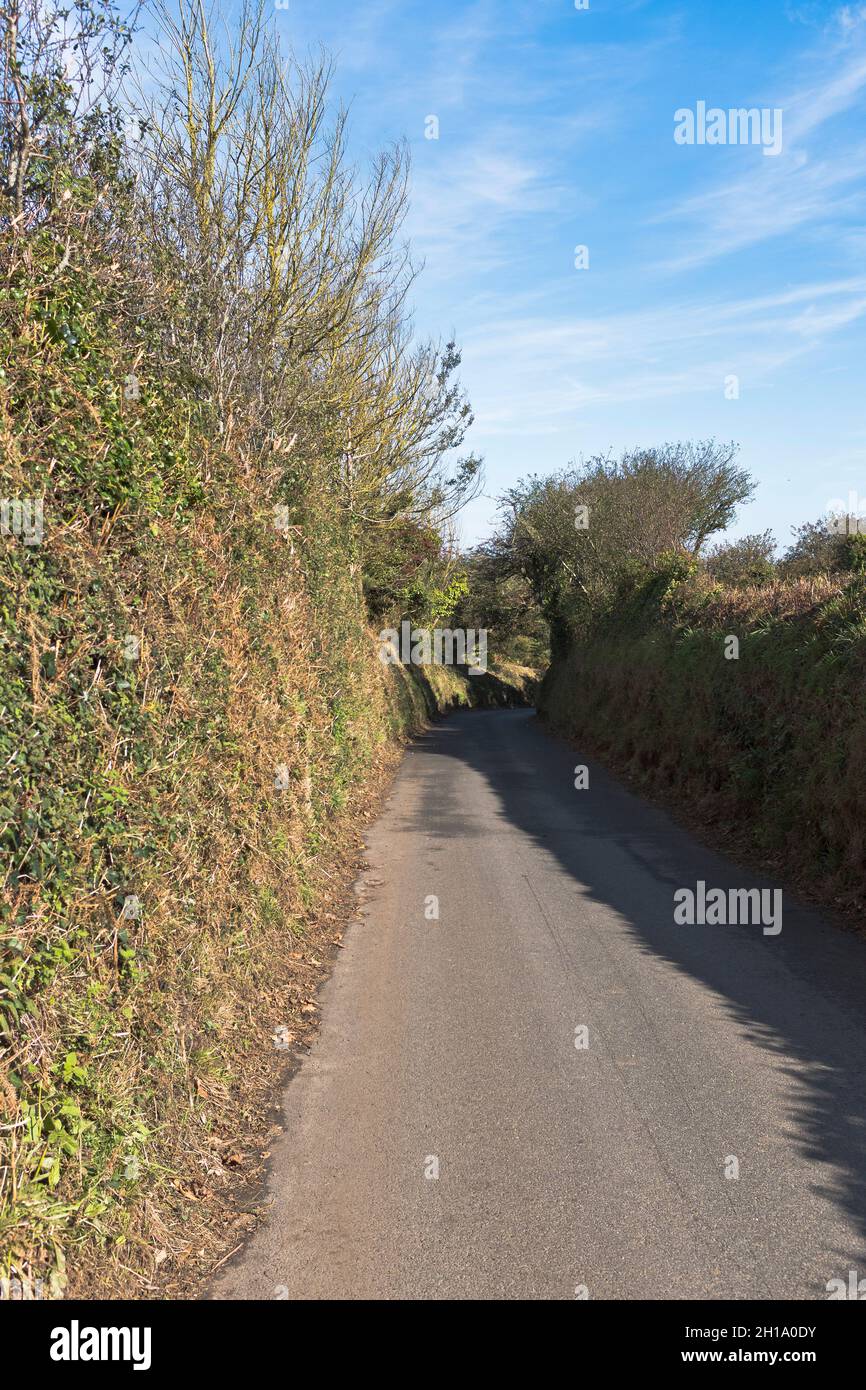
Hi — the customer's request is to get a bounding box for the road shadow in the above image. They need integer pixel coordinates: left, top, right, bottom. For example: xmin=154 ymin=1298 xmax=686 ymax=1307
xmin=404 ymin=706 xmax=866 ymax=1285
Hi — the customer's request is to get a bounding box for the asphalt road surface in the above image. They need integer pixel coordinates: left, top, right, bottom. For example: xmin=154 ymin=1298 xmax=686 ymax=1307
xmin=213 ymin=708 xmax=866 ymax=1300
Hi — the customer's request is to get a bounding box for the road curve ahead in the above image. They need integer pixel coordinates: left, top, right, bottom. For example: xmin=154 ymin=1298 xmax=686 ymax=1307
xmin=213 ymin=708 xmax=866 ymax=1301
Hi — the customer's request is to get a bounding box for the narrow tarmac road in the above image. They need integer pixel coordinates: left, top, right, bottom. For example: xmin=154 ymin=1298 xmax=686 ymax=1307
xmin=213 ymin=708 xmax=866 ymax=1300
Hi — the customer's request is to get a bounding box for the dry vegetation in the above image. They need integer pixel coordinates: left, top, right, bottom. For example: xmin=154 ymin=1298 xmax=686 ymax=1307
xmin=0 ymin=0 xmax=530 ymax=1298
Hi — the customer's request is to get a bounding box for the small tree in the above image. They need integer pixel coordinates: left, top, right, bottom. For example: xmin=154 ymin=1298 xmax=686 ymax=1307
xmin=491 ymin=441 xmax=754 ymax=652
xmin=705 ymin=531 xmax=776 ymax=587
xmin=779 ymin=520 xmax=847 ymax=578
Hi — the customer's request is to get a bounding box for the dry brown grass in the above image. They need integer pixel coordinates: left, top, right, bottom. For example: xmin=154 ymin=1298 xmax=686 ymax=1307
xmin=670 ymin=570 xmax=849 ymax=627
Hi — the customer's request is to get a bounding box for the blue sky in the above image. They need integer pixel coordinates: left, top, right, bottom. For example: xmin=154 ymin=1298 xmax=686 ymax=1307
xmin=274 ymin=1 xmax=866 ymax=548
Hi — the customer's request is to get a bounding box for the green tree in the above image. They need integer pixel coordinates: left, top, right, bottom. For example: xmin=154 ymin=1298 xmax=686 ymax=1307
xmin=705 ymin=530 xmax=776 ymax=587
xmin=779 ymin=520 xmax=847 ymax=578
xmin=490 ymin=442 xmax=754 ymax=655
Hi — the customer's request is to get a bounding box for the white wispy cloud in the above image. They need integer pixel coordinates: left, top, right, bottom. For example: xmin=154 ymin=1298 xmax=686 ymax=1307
xmin=460 ymin=277 xmax=866 ymax=432
xmin=656 ymin=14 xmax=866 ymax=269
xmin=405 ymin=136 xmax=567 ymax=280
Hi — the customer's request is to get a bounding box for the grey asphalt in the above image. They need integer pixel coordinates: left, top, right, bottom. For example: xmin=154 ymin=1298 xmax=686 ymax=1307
xmin=212 ymin=708 xmax=866 ymax=1300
